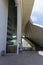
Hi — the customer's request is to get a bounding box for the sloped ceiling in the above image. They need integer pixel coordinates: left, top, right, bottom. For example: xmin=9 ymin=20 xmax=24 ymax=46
xmin=22 ymin=0 xmax=34 ymax=34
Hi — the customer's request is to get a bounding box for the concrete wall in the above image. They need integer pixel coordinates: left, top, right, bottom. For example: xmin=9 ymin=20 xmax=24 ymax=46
xmin=22 ymin=0 xmax=43 ymax=47
xmin=22 ymin=0 xmax=34 ymax=34
xmin=30 ymin=24 xmax=43 ymax=47
xmin=0 ymin=0 xmax=8 ymax=55
xmin=25 ymin=21 xmax=43 ymax=47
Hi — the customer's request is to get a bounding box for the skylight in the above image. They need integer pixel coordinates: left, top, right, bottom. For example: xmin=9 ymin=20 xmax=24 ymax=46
xmin=31 ymin=0 xmax=43 ymax=26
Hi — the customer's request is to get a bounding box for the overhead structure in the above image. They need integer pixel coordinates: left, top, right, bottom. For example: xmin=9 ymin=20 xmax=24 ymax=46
xmin=22 ymin=0 xmax=34 ymax=34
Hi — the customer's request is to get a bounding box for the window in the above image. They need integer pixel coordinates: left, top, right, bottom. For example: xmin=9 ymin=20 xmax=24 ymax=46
xmin=31 ymin=0 xmax=43 ymax=27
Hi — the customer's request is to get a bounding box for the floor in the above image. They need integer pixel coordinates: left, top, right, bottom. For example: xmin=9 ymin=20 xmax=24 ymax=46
xmin=0 ymin=51 xmax=43 ymax=65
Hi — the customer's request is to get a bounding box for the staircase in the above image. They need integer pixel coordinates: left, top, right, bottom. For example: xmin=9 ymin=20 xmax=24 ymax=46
xmin=6 ymin=0 xmax=17 ymax=53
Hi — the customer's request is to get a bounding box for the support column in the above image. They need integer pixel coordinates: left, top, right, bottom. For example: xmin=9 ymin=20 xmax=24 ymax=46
xmin=16 ymin=0 xmax=22 ymax=54
xmin=0 ymin=0 xmax=8 ymax=56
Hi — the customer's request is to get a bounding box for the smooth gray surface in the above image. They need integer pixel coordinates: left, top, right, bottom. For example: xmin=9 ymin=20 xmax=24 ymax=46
xmin=0 ymin=51 xmax=43 ymax=65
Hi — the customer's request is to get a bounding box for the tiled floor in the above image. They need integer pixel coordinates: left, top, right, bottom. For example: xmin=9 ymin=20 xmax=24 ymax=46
xmin=0 ymin=51 xmax=43 ymax=65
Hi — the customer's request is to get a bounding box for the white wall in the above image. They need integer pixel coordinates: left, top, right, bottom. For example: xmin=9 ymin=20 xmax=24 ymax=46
xmin=0 ymin=0 xmax=8 ymax=55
